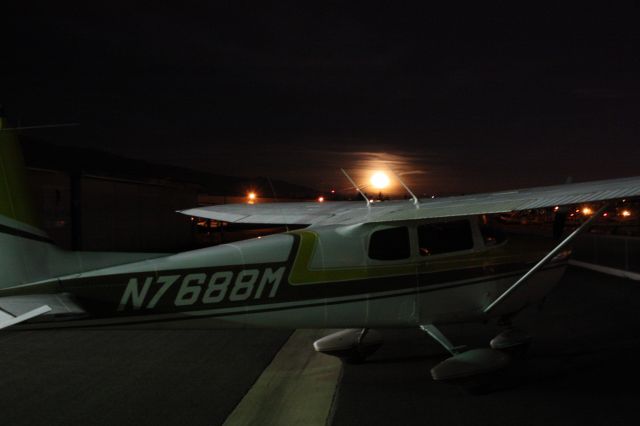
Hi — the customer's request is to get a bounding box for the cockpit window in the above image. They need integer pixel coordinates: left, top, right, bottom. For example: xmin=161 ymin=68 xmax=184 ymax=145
xmin=369 ymin=227 xmax=411 ymax=260
xmin=418 ymin=220 xmax=473 ymax=256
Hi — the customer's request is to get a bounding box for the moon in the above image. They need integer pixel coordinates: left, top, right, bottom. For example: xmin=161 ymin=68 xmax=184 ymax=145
xmin=370 ymin=172 xmax=390 ymax=189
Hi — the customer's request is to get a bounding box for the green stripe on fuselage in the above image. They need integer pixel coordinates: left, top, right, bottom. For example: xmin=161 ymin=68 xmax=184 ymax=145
xmin=288 ymin=231 xmax=417 ymax=285
xmin=288 ymin=230 xmax=556 ymax=286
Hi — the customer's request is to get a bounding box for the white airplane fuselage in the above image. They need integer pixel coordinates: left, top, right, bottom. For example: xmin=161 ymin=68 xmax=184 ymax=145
xmin=2 ymin=216 xmax=567 ymax=329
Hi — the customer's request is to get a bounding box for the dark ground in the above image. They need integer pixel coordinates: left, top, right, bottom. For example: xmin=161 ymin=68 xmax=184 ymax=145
xmin=1 ymin=267 xmax=639 ymax=426
xmin=0 ymin=329 xmax=291 ymax=426
xmin=333 ymin=266 xmax=640 ymax=426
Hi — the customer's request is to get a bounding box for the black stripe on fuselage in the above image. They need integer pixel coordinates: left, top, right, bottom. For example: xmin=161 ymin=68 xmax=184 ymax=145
xmin=67 ymin=261 xmax=544 ymax=317
xmin=61 ymin=256 xmax=547 ymax=317
xmin=32 ymin=231 xmax=561 ymax=321
xmin=21 ymin=263 xmax=567 ymax=330
xmin=58 ymin=234 xmax=541 ymax=316
xmin=0 ymin=223 xmax=54 ymax=244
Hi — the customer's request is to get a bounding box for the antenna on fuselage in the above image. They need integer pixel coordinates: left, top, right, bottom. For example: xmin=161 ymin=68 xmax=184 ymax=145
xmin=341 ymin=168 xmax=371 ymax=209
xmin=266 ymin=176 xmax=289 ymax=233
xmin=389 ymin=169 xmax=420 ymax=209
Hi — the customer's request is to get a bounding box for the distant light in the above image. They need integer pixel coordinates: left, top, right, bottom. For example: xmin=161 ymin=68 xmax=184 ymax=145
xmin=248 ymin=192 xmax=256 ymax=200
xmin=330 ymin=189 xmax=336 ymax=194
xmin=575 ymin=209 xmax=580 ymax=213
xmin=318 ymin=196 xmax=325 ymax=202
xmin=603 ymin=212 xmax=609 ymax=217
xmin=582 ymin=207 xmax=593 ymax=216
xmin=371 ymin=172 xmax=390 ymax=189
xmin=553 ymin=206 xmax=559 ymax=212
xmin=622 ymin=210 xmax=632 ymax=217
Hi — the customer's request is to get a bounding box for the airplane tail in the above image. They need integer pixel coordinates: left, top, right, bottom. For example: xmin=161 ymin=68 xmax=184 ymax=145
xmin=0 ymin=113 xmax=168 ymax=291
xmin=0 ymin=114 xmax=40 ymax=228
xmin=0 ymin=112 xmax=63 ymax=289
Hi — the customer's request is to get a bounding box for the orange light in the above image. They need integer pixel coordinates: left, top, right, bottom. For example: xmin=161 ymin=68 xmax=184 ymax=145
xmin=318 ymin=196 xmax=325 ymax=202
xmin=582 ymin=207 xmax=593 ymax=216
xmin=622 ymin=210 xmax=632 ymax=217
xmin=247 ymin=192 xmax=256 ymax=200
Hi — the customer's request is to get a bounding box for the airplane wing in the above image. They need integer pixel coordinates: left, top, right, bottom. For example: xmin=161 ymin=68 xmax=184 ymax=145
xmin=179 ymin=176 xmax=640 ymax=226
xmin=373 ymin=175 xmax=640 ymax=222
xmin=178 ymin=201 xmax=364 ymax=225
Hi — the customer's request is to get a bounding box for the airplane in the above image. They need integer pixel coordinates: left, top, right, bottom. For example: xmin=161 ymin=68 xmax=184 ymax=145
xmin=1 ymin=114 xmax=639 ymax=381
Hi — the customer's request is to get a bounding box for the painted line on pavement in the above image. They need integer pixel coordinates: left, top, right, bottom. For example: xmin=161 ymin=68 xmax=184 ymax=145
xmin=223 ymin=329 xmax=342 ymax=426
xmin=569 ymin=260 xmax=640 ymax=281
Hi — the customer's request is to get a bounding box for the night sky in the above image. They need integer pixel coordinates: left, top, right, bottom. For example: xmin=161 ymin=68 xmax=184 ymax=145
xmin=3 ymin=3 xmax=640 ymax=195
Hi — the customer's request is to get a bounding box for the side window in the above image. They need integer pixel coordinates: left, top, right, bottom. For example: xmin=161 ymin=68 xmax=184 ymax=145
xmin=418 ymin=220 xmax=474 ymax=256
xmin=369 ymin=227 xmax=410 ymax=260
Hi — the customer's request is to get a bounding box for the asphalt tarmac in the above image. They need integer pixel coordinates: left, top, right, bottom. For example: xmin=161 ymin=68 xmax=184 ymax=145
xmin=333 ymin=266 xmax=640 ymax=426
xmin=0 ymin=328 xmax=291 ymax=426
xmin=2 ymin=266 xmax=639 ymax=426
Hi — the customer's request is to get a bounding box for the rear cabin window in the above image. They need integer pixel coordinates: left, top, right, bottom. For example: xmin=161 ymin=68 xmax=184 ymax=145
xmin=479 ymin=215 xmax=507 ymax=247
xmin=369 ymin=227 xmax=411 ymax=260
xmin=418 ymin=220 xmax=474 ymax=256
xmin=480 ymin=224 xmax=507 ymax=247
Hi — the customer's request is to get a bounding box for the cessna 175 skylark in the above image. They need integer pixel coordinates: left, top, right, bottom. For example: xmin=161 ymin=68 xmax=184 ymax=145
xmin=1 ymin=116 xmax=639 ymax=380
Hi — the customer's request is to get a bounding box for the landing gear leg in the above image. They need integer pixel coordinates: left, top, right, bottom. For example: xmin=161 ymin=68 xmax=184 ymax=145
xmin=357 ymin=328 xmax=369 ymax=346
xmin=420 ymin=324 xmax=466 ymax=355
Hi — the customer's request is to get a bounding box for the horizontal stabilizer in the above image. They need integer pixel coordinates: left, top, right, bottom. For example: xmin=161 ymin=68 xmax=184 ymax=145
xmin=0 ymin=305 xmax=51 ymax=330
xmin=0 ymin=293 xmax=86 ymax=329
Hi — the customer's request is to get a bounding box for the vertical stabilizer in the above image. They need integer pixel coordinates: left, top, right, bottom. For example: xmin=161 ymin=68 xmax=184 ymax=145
xmin=0 ymin=114 xmax=167 ymax=290
xmin=0 ymin=110 xmax=57 ymax=289
xmin=0 ymin=112 xmax=39 ymax=228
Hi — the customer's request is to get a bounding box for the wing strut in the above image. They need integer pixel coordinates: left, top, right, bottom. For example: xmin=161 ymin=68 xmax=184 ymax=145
xmin=341 ymin=169 xmax=371 ymax=209
xmin=390 ymin=169 xmax=420 ymax=208
xmin=483 ymin=204 xmax=608 ymax=315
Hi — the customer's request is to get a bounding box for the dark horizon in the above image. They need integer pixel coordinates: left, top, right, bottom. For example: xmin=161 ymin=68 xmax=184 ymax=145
xmin=3 ymin=3 xmax=640 ymax=196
